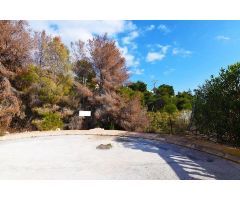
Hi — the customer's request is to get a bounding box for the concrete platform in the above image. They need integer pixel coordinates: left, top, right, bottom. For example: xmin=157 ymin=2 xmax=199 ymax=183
xmin=0 ymin=134 xmax=240 ymax=179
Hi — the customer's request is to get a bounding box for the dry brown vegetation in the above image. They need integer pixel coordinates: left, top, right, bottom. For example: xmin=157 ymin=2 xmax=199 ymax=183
xmin=0 ymin=21 xmax=32 ymax=133
xmin=0 ymin=21 xmax=149 ymax=134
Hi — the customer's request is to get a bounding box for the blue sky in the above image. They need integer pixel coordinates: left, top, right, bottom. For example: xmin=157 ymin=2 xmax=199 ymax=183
xmin=29 ymin=20 xmax=240 ymax=93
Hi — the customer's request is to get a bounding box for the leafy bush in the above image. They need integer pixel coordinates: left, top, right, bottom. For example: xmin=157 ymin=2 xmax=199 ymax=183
xmin=193 ymin=63 xmax=240 ymax=146
xmin=32 ymin=112 xmax=63 ymax=131
xmin=164 ymin=103 xmax=177 ymax=114
xmin=147 ymin=112 xmax=169 ymax=133
xmin=147 ymin=111 xmax=191 ymax=134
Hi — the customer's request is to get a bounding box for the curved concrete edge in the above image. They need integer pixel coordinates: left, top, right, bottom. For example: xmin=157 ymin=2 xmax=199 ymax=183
xmin=1 ymin=129 xmax=240 ymax=164
xmin=161 ymin=138 xmax=240 ymax=164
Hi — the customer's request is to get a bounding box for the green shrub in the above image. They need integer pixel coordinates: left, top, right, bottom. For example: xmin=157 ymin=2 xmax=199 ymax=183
xmin=193 ymin=63 xmax=240 ymax=146
xmin=147 ymin=112 xmax=170 ymax=133
xmin=147 ymin=111 xmax=191 ymax=134
xmin=164 ymin=103 xmax=177 ymax=114
xmin=32 ymin=112 xmax=63 ymax=131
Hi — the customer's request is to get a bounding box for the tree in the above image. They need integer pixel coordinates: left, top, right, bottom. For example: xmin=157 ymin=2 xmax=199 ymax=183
xmin=71 ymin=34 xmax=149 ymax=131
xmin=176 ymin=90 xmax=193 ymax=110
xmin=73 ymin=60 xmax=95 ymax=87
xmin=128 ymin=81 xmax=147 ymax=92
xmin=0 ymin=21 xmax=32 ymax=73
xmin=149 ymin=84 xmax=176 ymax=112
xmin=32 ymin=34 xmax=73 ymax=103
xmin=89 ymin=35 xmax=128 ymax=94
xmin=118 ymin=95 xmax=149 ymax=132
xmin=71 ymin=40 xmax=94 ymax=89
xmin=193 ymin=63 xmax=240 ymax=146
xmin=118 ymin=86 xmax=149 ymax=131
xmin=142 ymin=90 xmax=156 ymax=111
xmin=72 ymin=34 xmax=128 ymax=128
xmin=34 ymin=33 xmax=71 ymax=77
xmin=164 ymin=103 xmax=177 ymax=134
xmin=155 ymin=84 xmax=174 ymax=96
xmin=0 ymin=20 xmax=32 ymax=133
xmin=21 ymin=33 xmax=74 ymax=131
xmin=33 ymin=31 xmax=50 ymax=68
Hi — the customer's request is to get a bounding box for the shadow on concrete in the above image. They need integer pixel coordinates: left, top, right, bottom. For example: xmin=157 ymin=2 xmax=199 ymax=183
xmin=114 ymin=136 xmax=240 ymax=180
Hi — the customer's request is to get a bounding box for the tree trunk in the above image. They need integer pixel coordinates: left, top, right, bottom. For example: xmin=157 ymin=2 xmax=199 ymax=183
xmin=169 ymin=117 xmax=173 ymax=134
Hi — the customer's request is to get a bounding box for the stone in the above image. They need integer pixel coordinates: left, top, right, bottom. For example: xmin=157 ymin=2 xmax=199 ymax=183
xmin=96 ymin=143 xmax=112 ymax=150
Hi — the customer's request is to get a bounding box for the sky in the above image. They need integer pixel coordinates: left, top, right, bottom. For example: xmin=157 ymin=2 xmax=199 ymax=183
xmin=28 ymin=20 xmax=240 ymax=93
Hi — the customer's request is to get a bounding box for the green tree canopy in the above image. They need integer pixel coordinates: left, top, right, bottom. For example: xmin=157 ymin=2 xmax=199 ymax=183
xmin=193 ymin=62 xmax=240 ymax=146
xmin=164 ymin=103 xmax=177 ymax=115
xmin=155 ymin=84 xmax=174 ymax=96
xmin=128 ymin=81 xmax=147 ymax=92
xmin=176 ymin=91 xmax=193 ymax=110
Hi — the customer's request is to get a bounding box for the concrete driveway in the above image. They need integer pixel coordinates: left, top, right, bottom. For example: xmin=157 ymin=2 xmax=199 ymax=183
xmin=0 ymin=134 xmax=240 ymax=179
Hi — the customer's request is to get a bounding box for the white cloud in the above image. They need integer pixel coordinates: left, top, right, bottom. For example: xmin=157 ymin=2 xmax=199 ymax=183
xmin=28 ymin=20 xmax=136 ymax=46
xmin=172 ymin=48 xmax=192 ymax=57
xmin=122 ymin=30 xmax=139 ymax=45
xmin=158 ymin=24 xmax=170 ymax=33
xmin=146 ymin=45 xmax=170 ymax=63
xmin=129 ymin=68 xmax=144 ymax=75
xmin=117 ymin=44 xmax=144 ymax=75
xmin=215 ymin=35 xmax=230 ymax=41
xmin=156 ymin=44 xmax=170 ymax=54
xmin=117 ymin=45 xmax=139 ymax=67
xmin=146 ymin=24 xmax=155 ymax=31
xmin=124 ymin=21 xmax=137 ymax=32
xmin=124 ymin=52 xmax=140 ymax=67
xmin=146 ymin=52 xmax=165 ymax=62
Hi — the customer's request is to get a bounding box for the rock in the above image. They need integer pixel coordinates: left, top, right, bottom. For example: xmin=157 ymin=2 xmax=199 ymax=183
xmin=96 ymin=143 xmax=112 ymax=150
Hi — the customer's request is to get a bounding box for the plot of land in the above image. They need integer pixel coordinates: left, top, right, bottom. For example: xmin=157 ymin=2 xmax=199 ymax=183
xmin=0 ymin=133 xmax=240 ymax=179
